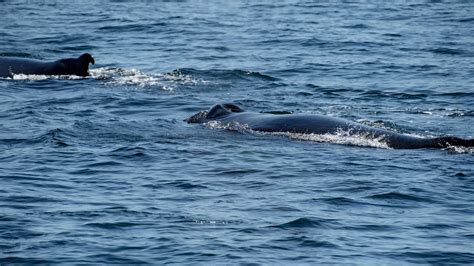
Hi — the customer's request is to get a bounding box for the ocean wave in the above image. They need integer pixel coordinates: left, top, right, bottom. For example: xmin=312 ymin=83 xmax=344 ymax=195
xmin=427 ymin=47 xmax=470 ymax=56
xmin=316 ymin=196 xmax=363 ymax=206
xmin=169 ymin=68 xmax=279 ymax=82
xmin=274 ymin=236 xmax=338 ymax=248
xmin=98 ymin=22 xmax=167 ymax=33
xmin=85 ymin=221 xmax=146 ymax=229
xmin=162 ymin=180 xmax=208 ymax=190
xmin=367 ymin=192 xmax=437 ymax=203
xmin=383 ymin=250 xmax=474 ymax=265
xmin=23 ymin=128 xmax=70 ymax=147
xmin=270 ymin=217 xmax=336 ymax=229
xmin=108 ymin=146 xmax=150 ymax=160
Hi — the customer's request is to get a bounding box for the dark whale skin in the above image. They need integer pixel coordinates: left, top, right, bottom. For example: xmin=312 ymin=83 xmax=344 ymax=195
xmin=187 ymin=104 xmax=473 ymax=149
xmin=0 ymin=53 xmax=95 ymax=78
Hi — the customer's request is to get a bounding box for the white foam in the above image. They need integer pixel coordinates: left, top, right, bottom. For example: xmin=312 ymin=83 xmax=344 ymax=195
xmin=11 ymin=74 xmax=86 ymax=80
xmin=443 ymin=144 xmax=474 ymax=154
xmin=268 ymin=129 xmax=391 ymax=149
xmin=90 ymin=67 xmax=209 ymax=91
xmin=205 ymin=121 xmax=391 ymax=149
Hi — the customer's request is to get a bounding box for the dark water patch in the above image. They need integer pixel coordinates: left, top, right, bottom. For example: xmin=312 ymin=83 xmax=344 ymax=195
xmin=331 ymin=180 xmax=379 ymax=193
xmin=270 ymin=217 xmax=335 ymax=229
xmin=367 ymin=192 xmax=437 ymax=203
xmin=44 ymin=208 xmax=153 ymax=220
xmin=295 ymin=91 xmax=313 ymax=97
xmin=433 ymin=92 xmax=474 ymax=97
xmin=0 ymin=173 xmax=46 ymax=182
xmin=83 ymin=161 xmax=123 ymax=168
xmin=407 ymin=64 xmax=439 ymax=71
xmin=242 ymin=181 xmax=273 ymax=190
xmin=305 ymin=83 xmax=353 ymax=97
xmin=70 ymin=120 xmax=150 ymax=145
xmin=382 ymin=33 xmax=403 ymax=38
xmin=67 ymin=168 xmax=124 ymax=176
xmin=61 ymin=44 xmax=98 ymax=51
xmin=339 ymin=40 xmax=392 ymax=49
xmin=98 ymin=22 xmax=167 ymax=33
xmin=341 ymin=23 xmax=370 ymax=29
xmin=169 ymin=68 xmax=279 ymax=82
xmin=85 ymin=221 xmax=147 ymax=229
xmin=31 ymin=128 xmax=69 ymax=147
xmin=454 ymin=172 xmax=467 ymax=177
xmin=383 ymin=250 xmax=474 ymax=265
xmin=237 ymin=227 xmax=261 ymax=234
xmin=414 ymin=223 xmax=460 ymax=230
xmin=427 ymin=47 xmax=469 ymax=56
xmin=84 ymin=254 xmax=149 ymax=264
xmin=26 ymin=34 xmax=91 ymax=45
xmin=0 ymin=225 xmax=44 ymax=239
xmin=457 ymin=17 xmax=474 ymax=22
xmin=344 ymin=224 xmax=402 ymax=232
xmin=108 ymin=146 xmax=150 ymax=160
xmin=193 ymin=55 xmax=239 ymax=61
xmin=360 ymin=90 xmax=428 ymax=100
xmin=0 ymin=137 xmax=30 ymax=146
xmin=315 ymin=197 xmax=362 ymax=206
xmin=273 ymin=235 xmax=338 ymax=248
xmin=214 ymin=168 xmax=263 ymax=176
xmin=269 ymin=205 xmax=301 ymax=212
xmin=2 ymin=195 xmax=59 ymax=204
xmin=0 ymin=257 xmax=53 ymax=264
xmin=163 ymin=180 xmax=208 ymax=190
xmin=194 ymin=45 xmax=231 ymax=52
xmin=463 ymin=234 xmax=474 ymax=240
xmin=299 ymin=37 xmax=332 ymax=48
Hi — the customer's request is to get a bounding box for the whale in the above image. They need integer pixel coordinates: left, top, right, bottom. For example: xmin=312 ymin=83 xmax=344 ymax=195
xmin=186 ymin=103 xmax=474 ymax=149
xmin=0 ymin=53 xmax=95 ymax=78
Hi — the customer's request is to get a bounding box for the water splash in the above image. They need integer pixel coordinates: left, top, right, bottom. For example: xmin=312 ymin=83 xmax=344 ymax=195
xmin=11 ymin=74 xmax=86 ymax=80
xmin=270 ymin=129 xmax=391 ymax=149
xmin=204 ymin=121 xmax=391 ymax=149
xmin=443 ymin=144 xmax=474 ymax=154
xmin=90 ymin=67 xmax=210 ymax=91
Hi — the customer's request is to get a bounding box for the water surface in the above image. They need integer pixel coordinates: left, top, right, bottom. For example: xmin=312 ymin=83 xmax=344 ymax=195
xmin=1 ymin=1 xmax=473 ymax=264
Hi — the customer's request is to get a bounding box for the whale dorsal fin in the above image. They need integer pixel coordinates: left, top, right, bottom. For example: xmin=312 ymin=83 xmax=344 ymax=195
xmin=207 ymin=103 xmax=245 ymax=119
xmin=207 ymin=104 xmax=231 ymax=119
xmin=223 ymin=103 xmax=244 ymax=113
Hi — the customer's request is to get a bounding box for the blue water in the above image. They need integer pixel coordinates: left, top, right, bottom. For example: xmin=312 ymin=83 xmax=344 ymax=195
xmin=1 ymin=1 xmax=474 ymax=264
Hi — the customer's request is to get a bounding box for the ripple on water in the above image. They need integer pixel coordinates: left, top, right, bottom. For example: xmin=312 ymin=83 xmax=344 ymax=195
xmin=382 ymin=250 xmax=474 ymax=265
xmin=274 ymin=235 xmax=339 ymax=249
xmin=366 ymin=192 xmax=439 ymax=204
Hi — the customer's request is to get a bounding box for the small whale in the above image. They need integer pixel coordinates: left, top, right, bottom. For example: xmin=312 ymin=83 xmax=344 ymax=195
xmin=0 ymin=53 xmax=95 ymax=78
xmin=186 ymin=103 xmax=473 ymax=149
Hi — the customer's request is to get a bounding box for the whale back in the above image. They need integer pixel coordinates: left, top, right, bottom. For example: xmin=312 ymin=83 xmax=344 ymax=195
xmin=0 ymin=53 xmax=95 ymax=78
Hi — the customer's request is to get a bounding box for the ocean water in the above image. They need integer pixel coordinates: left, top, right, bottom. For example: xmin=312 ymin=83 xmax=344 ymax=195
xmin=1 ymin=1 xmax=474 ymax=264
